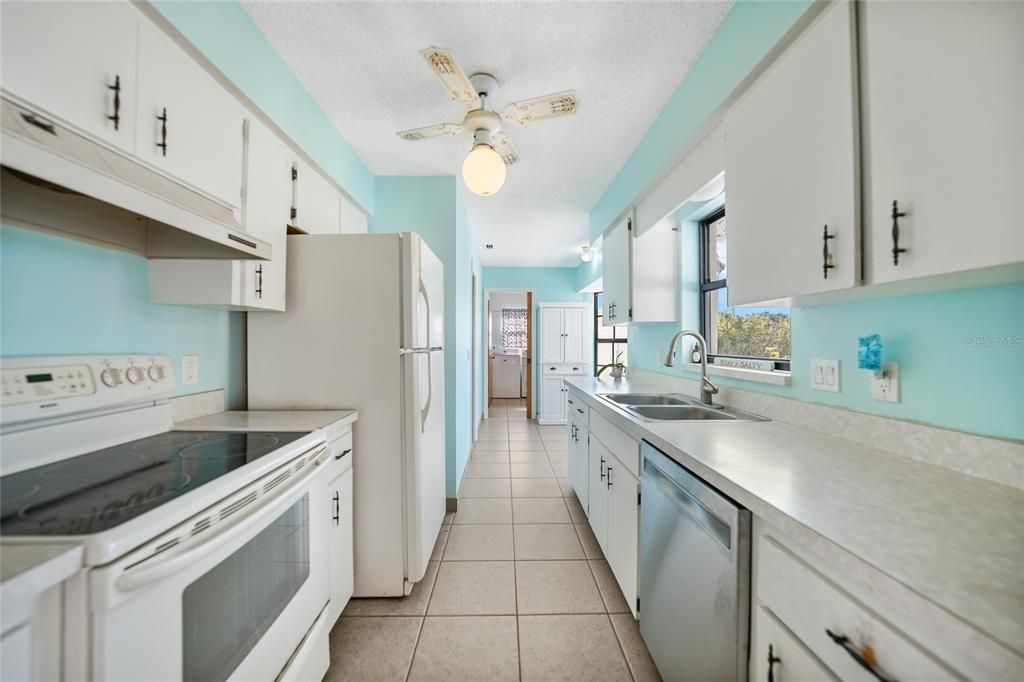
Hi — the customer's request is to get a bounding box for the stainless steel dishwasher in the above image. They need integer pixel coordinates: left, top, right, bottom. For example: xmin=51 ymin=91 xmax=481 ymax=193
xmin=639 ymin=440 xmax=751 ymax=682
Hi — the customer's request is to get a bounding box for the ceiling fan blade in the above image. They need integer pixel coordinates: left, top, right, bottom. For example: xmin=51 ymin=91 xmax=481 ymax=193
xmin=420 ymin=47 xmax=480 ymax=106
xmin=493 ymin=132 xmax=520 ymax=165
xmin=502 ymin=90 xmax=580 ymax=125
xmin=396 ymin=123 xmax=464 ymax=141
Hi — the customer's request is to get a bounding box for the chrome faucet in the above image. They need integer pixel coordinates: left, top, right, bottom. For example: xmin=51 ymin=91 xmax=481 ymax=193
xmin=663 ymin=329 xmax=719 ymax=405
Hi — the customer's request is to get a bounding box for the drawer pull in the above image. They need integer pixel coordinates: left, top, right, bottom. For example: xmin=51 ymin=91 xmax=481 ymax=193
xmin=335 ymin=447 xmax=352 ymax=461
xmin=576 ymin=407 xmax=584 ymax=414
xmin=766 ymin=644 xmax=781 ymax=682
xmin=825 ymin=629 xmax=897 ymax=682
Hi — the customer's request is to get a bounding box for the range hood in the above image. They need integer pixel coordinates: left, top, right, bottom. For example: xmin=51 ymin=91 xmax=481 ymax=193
xmin=0 ymin=97 xmax=270 ymax=260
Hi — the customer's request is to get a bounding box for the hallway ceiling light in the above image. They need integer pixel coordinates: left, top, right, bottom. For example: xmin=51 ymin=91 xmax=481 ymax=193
xmin=580 ymin=245 xmax=593 ymax=263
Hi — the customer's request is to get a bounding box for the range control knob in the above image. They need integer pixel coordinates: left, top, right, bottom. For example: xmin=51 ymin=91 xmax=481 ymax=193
xmin=126 ymin=366 xmax=146 ymax=384
xmin=100 ymin=368 xmax=123 ymax=387
xmin=148 ymin=365 xmax=166 ymax=382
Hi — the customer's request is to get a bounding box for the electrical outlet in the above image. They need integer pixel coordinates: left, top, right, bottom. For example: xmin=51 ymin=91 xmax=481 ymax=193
xmin=871 ymin=362 xmax=900 ymax=402
xmin=181 ymin=355 xmax=199 ymax=385
xmin=810 ymin=359 xmax=840 ymax=392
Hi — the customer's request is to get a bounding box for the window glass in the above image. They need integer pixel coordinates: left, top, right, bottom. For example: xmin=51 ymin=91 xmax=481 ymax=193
xmin=594 ymin=292 xmax=627 ymax=374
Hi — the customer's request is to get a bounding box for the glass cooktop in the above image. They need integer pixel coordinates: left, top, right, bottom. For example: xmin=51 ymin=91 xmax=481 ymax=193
xmin=0 ymin=430 xmax=309 ymax=536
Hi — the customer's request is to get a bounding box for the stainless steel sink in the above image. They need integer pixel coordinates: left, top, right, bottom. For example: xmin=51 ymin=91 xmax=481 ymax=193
xmin=599 ymin=393 xmax=693 ymax=406
xmin=629 ymin=405 xmax=740 ymax=421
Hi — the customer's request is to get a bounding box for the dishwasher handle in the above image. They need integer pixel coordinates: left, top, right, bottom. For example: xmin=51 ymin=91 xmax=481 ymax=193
xmin=645 ymin=457 xmax=733 ymax=550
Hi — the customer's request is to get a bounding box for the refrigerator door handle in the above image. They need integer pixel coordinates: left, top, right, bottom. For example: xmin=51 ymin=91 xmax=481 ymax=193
xmin=421 ymin=350 xmax=432 ymax=433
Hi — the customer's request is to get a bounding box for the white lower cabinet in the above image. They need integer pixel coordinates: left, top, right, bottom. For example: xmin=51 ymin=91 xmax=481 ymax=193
xmin=540 ymin=376 xmax=568 ymax=424
xmin=567 ymin=411 xmax=589 ymax=513
xmin=587 ymin=436 xmax=611 ymax=553
xmin=751 ymin=606 xmax=836 ymax=682
xmin=325 ymin=434 xmax=354 ymax=625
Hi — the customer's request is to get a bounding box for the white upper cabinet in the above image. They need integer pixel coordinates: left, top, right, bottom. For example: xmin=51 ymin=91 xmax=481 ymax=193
xmin=602 ymin=210 xmax=679 ymax=324
xmin=292 ymin=159 xmax=341 ymax=234
xmin=860 ymin=0 xmax=1024 ymax=285
xmin=135 ymin=21 xmax=244 ymax=208
xmin=339 ymin=193 xmax=369 ymax=234
xmin=539 ymin=304 xmax=588 ymax=365
xmin=725 ymin=1 xmax=860 ymax=305
xmin=1 ymin=1 xmax=139 ymax=154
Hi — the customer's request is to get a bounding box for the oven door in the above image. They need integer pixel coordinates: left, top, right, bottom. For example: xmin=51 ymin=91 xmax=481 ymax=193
xmin=89 ymin=446 xmax=330 ymax=682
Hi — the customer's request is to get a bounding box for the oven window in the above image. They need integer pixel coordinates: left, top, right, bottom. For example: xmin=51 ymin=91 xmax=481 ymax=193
xmin=182 ymin=495 xmax=310 ymax=682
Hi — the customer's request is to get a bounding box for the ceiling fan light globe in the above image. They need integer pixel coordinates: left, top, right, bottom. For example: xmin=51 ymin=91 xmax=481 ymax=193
xmin=462 ymin=144 xmax=506 ymax=196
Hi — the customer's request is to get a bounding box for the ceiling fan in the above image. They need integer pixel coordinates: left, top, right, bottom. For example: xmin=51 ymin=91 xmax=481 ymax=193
xmin=397 ymin=47 xmax=580 ymax=197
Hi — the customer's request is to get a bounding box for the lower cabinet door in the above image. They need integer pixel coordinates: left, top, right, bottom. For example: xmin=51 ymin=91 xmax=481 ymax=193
xmin=569 ymin=420 xmax=589 ymax=513
xmin=326 ymin=468 xmax=354 ymax=623
xmin=751 ymin=606 xmax=837 ymax=682
xmin=606 ymin=461 xmax=639 ymax=617
xmin=540 ymin=376 xmax=565 ymax=422
xmin=587 ymin=438 xmax=611 ymax=553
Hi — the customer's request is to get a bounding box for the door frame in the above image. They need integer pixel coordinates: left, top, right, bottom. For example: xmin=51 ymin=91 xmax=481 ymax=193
xmin=483 ymin=287 xmax=536 ymax=421
xmin=471 ymin=264 xmax=479 ymax=442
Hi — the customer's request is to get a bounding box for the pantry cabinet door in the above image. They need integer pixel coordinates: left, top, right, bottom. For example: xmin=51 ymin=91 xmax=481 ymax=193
xmin=539 ymin=307 xmax=565 ymax=363
xmin=860 ymin=0 xmax=1024 ymax=284
xmin=540 ymin=376 xmax=566 ymax=423
xmin=241 ymin=118 xmax=291 ymax=310
xmin=563 ymin=307 xmax=587 ymax=364
xmin=725 ymin=1 xmax=859 ymax=305
xmin=0 ymin=1 xmax=139 ymax=154
xmin=135 ymin=21 xmax=244 ymax=208
xmin=606 ymin=462 xmax=639 ymax=617
xmin=602 ymin=217 xmax=631 ymax=324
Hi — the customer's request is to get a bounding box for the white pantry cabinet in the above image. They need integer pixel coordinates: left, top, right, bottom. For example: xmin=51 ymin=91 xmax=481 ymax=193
xmin=539 ymin=303 xmax=587 ymax=364
xmin=725 ymin=1 xmax=860 ymax=305
xmin=149 ymin=116 xmax=291 ymax=310
xmin=292 ymin=159 xmax=341 ymax=234
xmin=0 ymin=1 xmax=139 ymax=154
xmin=601 ymin=210 xmax=678 ymax=324
xmin=134 ymin=21 xmax=244 ymax=208
xmin=539 ymin=376 xmax=569 ymax=424
xmin=859 ymin=0 xmax=1024 ymax=285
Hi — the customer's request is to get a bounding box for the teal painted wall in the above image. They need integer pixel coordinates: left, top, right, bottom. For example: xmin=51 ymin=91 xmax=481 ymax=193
xmin=152 ymin=1 xmax=375 ymax=214
xmin=590 ymin=0 xmax=812 ymax=240
xmin=370 ymin=177 xmax=478 ymax=496
xmin=0 ymin=226 xmax=246 ymax=407
xmin=481 ymin=267 xmax=585 ymax=416
xmin=629 ymin=284 xmax=1024 ymax=441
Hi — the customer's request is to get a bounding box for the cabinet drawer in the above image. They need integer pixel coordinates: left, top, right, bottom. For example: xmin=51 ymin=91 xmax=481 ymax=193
xmin=752 ymin=606 xmax=836 ymax=682
xmin=543 ymin=363 xmax=587 ymax=375
xmin=589 ymin=411 xmax=639 ymax=478
xmin=565 ymin=392 xmax=588 ymax=425
xmin=758 ymin=535 xmax=955 ymax=681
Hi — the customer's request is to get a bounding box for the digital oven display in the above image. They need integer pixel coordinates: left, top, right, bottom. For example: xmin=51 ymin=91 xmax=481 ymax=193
xmin=25 ymin=373 xmax=54 ymax=383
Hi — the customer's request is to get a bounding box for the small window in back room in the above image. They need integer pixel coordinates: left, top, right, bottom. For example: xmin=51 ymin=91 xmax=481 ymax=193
xmin=501 ymin=308 xmax=527 ymax=350
xmin=699 ymin=209 xmax=791 ymax=368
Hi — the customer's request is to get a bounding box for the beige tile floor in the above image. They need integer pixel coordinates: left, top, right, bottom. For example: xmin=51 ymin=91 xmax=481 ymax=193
xmin=326 ymin=398 xmax=661 ymax=681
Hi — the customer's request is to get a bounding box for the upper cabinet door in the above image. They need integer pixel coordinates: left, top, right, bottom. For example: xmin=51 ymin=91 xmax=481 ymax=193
xmin=539 ymin=307 xmax=565 ymax=364
xmin=293 ymin=160 xmax=341 ymax=234
xmin=602 ymin=216 xmax=631 ymax=324
xmin=563 ymin=307 xmax=587 ymax=364
xmin=860 ymin=1 xmax=1024 ymax=284
xmin=1 ymin=1 xmax=139 ymax=154
xmin=725 ymin=1 xmax=860 ymax=305
xmin=135 ymin=22 xmax=244 ymax=208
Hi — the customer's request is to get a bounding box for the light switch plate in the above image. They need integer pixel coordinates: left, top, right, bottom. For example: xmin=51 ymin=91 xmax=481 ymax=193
xmin=181 ymin=355 xmax=199 ymax=385
xmin=871 ymin=362 xmax=900 ymax=402
xmin=810 ymin=359 xmax=840 ymax=392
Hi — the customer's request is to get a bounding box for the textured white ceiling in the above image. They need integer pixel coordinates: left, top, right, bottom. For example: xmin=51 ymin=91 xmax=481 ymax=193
xmin=243 ymin=0 xmax=733 ymax=267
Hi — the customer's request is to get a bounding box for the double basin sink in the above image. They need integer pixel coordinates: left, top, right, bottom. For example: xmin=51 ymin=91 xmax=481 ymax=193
xmin=597 ymin=393 xmax=767 ymax=422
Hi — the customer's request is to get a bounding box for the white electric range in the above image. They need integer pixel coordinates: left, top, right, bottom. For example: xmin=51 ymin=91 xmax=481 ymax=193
xmin=0 ymin=355 xmax=331 ymax=682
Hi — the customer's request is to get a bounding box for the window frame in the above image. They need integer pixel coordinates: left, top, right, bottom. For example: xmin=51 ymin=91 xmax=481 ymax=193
xmin=698 ymin=209 xmax=791 ymax=371
xmin=593 ymin=292 xmax=627 ymax=375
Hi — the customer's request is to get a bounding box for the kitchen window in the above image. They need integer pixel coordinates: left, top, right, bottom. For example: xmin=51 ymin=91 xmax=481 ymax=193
xmin=500 ymin=308 xmax=527 ymax=350
xmin=594 ymin=292 xmax=627 ymax=372
xmin=699 ymin=209 xmax=791 ymax=369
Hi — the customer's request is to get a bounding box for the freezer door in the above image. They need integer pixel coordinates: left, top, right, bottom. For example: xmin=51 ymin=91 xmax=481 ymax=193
xmin=402 ymin=349 xmax=446 ymax=584
xmin=401 ymin=233 xmax=445 ymax=351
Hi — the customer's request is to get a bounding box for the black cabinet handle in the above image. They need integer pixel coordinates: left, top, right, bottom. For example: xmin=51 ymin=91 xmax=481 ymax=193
xmin=156 ymin=107 xmax=168 ymax=156
xmin=567 ymin=399 xmax=574 ymax=405
xmin=332 ymin=491 xmax=340 ymax=524
xmin=576 ymin=407 xmax=584 ymax=414
xmin=599 ymin=456 xmax=606 ymax=480
xmin=606 ymin=466 xmax=613 ymax=488
xmin=822 ymin=225 xmax=835 ymax=279
xmin=107 ymin=75 xmax=121 ymax=130
xmin=766 ymin=644 xmax=781 ymax=682
xmin=825 ymin=629 xmax=897 ymax=682
xmin=255 ymin=264 xmax=263 ymax=299
xmin=21 ymin=112 xmax=56 ymax=135
xmin=335 ymin=447 xmax=352 ymax=461
xmin=890 ymin=200 xmax=907 ymax=266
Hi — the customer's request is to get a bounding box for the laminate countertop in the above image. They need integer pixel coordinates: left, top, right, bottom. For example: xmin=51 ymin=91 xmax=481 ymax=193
xmin=565 ymin=376 xmax=1024 ymax=657
xmin=1 ymin=543 xmax=83 ymax=627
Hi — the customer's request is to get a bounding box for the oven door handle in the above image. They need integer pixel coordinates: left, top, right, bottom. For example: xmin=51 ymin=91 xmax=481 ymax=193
xmin=114 ymin=445 xmax=330 ymax=593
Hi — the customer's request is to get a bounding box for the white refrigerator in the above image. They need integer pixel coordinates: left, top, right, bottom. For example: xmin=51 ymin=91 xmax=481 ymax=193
xmin=248 ymin=232 xmax=446 ymax=597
